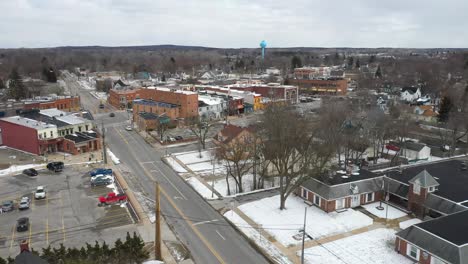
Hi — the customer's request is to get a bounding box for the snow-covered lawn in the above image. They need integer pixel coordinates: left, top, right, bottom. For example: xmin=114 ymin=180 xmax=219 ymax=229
xmin=106 ymin=148 xmax=120 ymax=164
xmin=224 ymin=210 xmax=292 ymax=264
xmin=362 ymin=202 xmax=407 ymax=220
xmin=186 ymin=177 xmax=218 ymax=200
xmin=399 ymin=218 xmax=422 ymax=229
xmin=214 ymin=174 xmax=278 ymax=197
xmin=301 ymin=228 xmax=412 ymax=264
xmin=0 ymin=163 xmax=46 ymax=176
xmin=175 ymin=150 xmax=214 ymax=164
xmin=164 ymin=157 xmax=188 ymax=173
xmin=238 ymin=195 xmax=373 ymax=246
xmin=186 ymin=161 xmax=225 ymax=175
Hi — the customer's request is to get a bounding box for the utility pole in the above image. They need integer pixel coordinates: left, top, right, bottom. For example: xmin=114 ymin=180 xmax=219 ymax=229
xmin=301 ymin=207 xmax=307 ymax=264
xmin=101 ymin=120 xmax=107 ymax=164
xmin=155 ymin=182 xmax=162 ymax=260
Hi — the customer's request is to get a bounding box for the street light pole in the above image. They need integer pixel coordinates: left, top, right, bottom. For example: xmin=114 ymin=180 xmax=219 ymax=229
xmin=101 ymin=120 xmax=107 ymax=164
xmin=301 ymin=207 xmax=307 ymax=264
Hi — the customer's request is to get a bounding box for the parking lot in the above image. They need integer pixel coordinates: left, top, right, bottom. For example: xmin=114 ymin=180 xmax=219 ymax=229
xmin=0 ymin=163 xmax=137 ymax=258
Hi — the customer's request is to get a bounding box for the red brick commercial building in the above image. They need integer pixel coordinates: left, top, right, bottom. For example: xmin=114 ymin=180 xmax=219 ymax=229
xmin=136 ymin=87 xmax=198 ymax=119
xmin=290 ymin=78 xmax=348 ymax=96
xmin=23 ymin=96 xmax=81 ymax=112
xmin=108 ymin=88 xmax=140 ymax=109
xmin=0 ymin=115 xmax=100 ymax=156
xmin=132 ymin=99 xmax=180 ymax=121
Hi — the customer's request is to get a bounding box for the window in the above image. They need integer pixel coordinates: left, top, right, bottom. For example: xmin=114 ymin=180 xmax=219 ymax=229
xmin=314 ymin=195 xmax=321 ymax=206
xmin=50 ymin=131 xmax=53 ymax=137
xmin=407 ymin=244 xmax=419 ymax=260
xmin=302 ymin=189 xmax=307 ymax=199
xmin=85 ymin=125 xmax=89 ymax=131
xmin=43 ymin=132 xmax=46 ymax=138
xmin=413 ymin=184 xmax=421 ymax=195
xmin=366 ymin=193 xmax=374 ymax=203
xmin=428 ymin=186 xmax=435 ymax=193
xmin=78 ymin=126 xmax=82 ymax=132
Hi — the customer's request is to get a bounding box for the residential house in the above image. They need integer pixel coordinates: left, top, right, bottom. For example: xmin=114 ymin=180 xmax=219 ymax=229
xmin=299 ymin=169 xmax=384 ymax=212
xmin=214 ymin=124 xmax=255 ymax=146
xmin=395 ymin=210 xmax=468 ymax=264
xmin=412 ymin=105 xmax=438 ymax=123
xmin=401 ymin=87 xmax=421 ymax=102
xmin=399 ymin=141 xmax=431 ymax=162
xmin=198 ymin=95 xmax=226 ymax=120
xmin=300 ymin=159 xmax=468 ymax=219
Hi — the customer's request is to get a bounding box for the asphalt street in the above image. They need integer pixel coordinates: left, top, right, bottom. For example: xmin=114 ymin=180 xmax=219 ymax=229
xmin=107 ymin=122 xmax=269 ymax=264
xmin=61 ymin=73 xmax=268 ymax=264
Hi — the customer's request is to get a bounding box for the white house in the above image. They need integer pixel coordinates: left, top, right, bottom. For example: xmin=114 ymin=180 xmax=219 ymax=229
xmin=198 ymin=95 xmax=226 ymax=120
xmin=400 ymin=141 xmax=431 ymax=161
xmin=400 ymin=87 xmax=421 ymax=102
xmin=266 ymin=67 xmax=281 ymax=75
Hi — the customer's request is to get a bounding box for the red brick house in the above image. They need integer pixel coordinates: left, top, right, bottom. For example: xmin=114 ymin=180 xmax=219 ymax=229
xmin=395 ymin=210 xmax=468 ymax=264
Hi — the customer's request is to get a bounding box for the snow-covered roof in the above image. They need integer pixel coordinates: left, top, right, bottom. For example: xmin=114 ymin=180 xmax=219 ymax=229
xmin=57 ymin=115 xmax=88 ymax=125
xmin=39 ymin=108 xmax=67 ymax=118
xmin=2 ymin=116 xmax=56 ymax=130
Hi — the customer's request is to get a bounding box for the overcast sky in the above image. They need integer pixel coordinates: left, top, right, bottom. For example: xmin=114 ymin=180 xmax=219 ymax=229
xmin=1 ymin=0 xmax=467 ymax=49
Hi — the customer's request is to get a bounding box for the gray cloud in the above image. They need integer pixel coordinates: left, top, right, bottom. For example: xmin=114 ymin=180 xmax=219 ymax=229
xmin=1 ymin=0 xmax=467 ymax=48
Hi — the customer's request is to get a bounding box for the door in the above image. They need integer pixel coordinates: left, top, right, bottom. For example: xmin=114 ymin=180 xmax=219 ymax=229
xmin=351 ymin=195 xmax=360 ymax=207
xmin=336 ymin=199 xmax=345 ymax=210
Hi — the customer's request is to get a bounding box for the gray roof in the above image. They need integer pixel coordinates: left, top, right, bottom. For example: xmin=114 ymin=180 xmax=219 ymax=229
xmin=423 ymin=194 xmax=467 ymax=215
xmin=409 ymin=170 xmax=439 ymax=187
xmin=402 ymin=141 xmax=428 ymax=152
xmin=397 ymin=210 xmax=468 ymax=264
xmin=384 ymin=177 xmax=409 ymax=198
xmin=302 ymin=176 xmax=384 ymax=200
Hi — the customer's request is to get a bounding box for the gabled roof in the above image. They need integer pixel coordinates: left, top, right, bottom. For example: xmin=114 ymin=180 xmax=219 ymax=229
xmin=401 ymin=87 xmax=419 ymax=94
xmin=401 ymin=141 xmax=428 ymax=152
xmin=409 ymin=170 xmax=439 ymax=187
xmin=396 ymin=210 xmax=468 ymax=264
xmin=215 ymin=124 xmax=254 ymax=144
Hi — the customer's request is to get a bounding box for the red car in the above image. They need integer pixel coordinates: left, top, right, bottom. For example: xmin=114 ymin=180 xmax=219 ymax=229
xmin=385 ymin=144 xmax=400 ymax=151
xmin=98 ymin=192 xmax=127 ymax=206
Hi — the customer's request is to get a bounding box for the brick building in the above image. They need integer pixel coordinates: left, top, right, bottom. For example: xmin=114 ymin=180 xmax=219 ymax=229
xmin=108 ymin=88 xmax=140 ymax=109
xmin=136 ymin=87 xmax=198 ymax=118
xmin=132 ymin=99 xmax=180 ymax=121
xmin=134 ymin=112 xmax=170 ymax=132
xmin=290 ymin=78 xmax=348 ymax=96
xmin=225 ymin=84 xmax=298 ymax=104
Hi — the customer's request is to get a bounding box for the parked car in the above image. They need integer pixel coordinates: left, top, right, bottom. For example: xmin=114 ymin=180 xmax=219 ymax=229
xmin=18 ymin=197 xmax=30 ymax=210
xmin=98 ymin=192 xmax=127 ymax=206
xmin=175 ymin=136 xmax=183 ymax=140
xmin=2 ymin=200 xmax=14 ymax=212
xmin=109 ymin=113 xmax=115 ymax=117
xmin=34 ymin=186 xmax=46 ymax=199
xmin=125 ymin=125 xmax=132 ymax=131
xmin=91 ymin=176 xmax=113 ymax=187
xmin=23 ymin=168 xmax=38 ymax=177
xmin=89 ymin=168 xmax=112 ymax=177
xmin=99 ymin=104 xmax=105 ymax=109
xmin=91 ymin=174 xmax=113 ymax=183
xmin=16 ymin=217 xmax=30 ymax=232
xmin=47 ymin=161 xmax=64 ymax=172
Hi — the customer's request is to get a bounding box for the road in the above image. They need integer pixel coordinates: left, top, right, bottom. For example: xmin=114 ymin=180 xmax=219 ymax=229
xmin=61 ymin=73 xmax=269 ymax=264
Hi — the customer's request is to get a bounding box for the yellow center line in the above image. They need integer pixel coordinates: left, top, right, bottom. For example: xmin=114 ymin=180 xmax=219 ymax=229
xmin=113 ymin=127 xmax=129 ymax=145
xmin=46 ymin=197 xmax=49 ymax=245
xmin=28 ymin=222 xmax=32 ymax=245
xmin=113 ymin=127 xmax=225 ymax=263
xmin=60 ymin=191 xmax=66 ymax=242
xmin=10 ymin=224 xmax=16 ymax=250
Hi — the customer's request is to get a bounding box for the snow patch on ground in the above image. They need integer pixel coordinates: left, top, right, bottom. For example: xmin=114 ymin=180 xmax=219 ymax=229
xmin=107 ymin=148 xmax=120 ymax=164
xmin=164 ymin=157 xmax=188 ymax=173
xmin=143 ymin=260 xmax=164 ymax=264
xmin=186 ymin=177 xmax=218 ymax=200
xmin=0 ymin=163 xmax=46 ymax=176
xmin=78 ymin=80 xmax=95 ymax=90
xmin=301 ymin=228 xmax=412 ymax=264
xmin=90 ymin=91 xmax=108 ymax=100
xmin=362 ymin=202 xmax=407 ymax=220
xmin=399 ymin=218 xmax=422 ymax=230
xmin=175 ymin=150 xmax=215 ymax=164
xmin=238 ymin=195 xmax=373 ymax=246
xmin=224 ymin=210 xmax=292 ymax=264
xmin=185 ymin=161 xmax=225 ymax=174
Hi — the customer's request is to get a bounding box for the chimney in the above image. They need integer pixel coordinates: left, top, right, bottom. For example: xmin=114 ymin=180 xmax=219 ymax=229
xmin=20 ymin=240 xmax=29 ymax=252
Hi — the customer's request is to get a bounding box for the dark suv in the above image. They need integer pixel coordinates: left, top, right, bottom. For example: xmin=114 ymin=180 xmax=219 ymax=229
xmin=16 ymin=217 xmax=30 ymax=232
xmin=23 ymin=168 xmax=38 ymax=176
xmin=47 ymin=162 xmax=64 ymax=172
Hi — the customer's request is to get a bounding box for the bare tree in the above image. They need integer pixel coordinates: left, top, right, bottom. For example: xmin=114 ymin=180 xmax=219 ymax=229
xmin=215 ymin=135 xmax=254 ymax=194
xmin=260 ymin=104 xmax=333 ymax=210
xmin=187 ymin=117 xmax=213 ymax=157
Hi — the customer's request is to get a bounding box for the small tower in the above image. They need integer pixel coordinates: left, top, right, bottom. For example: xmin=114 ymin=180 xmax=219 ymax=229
xmin=260 ymin=40 xmax=267 ymax=60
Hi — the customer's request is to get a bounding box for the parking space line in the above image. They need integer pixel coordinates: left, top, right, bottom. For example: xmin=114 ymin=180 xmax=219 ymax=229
xmin=62 ymin=218 xmax=66 ymax=242
xmin=10 ymin=224 xmax=16 ymax=251
xmin=59 ymin=191 xmax=65 ymax=242
xmin=46 ymin=197 xmax=49 ymax=244
xmin=28 ymin=223 xmax=32 ymax=245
